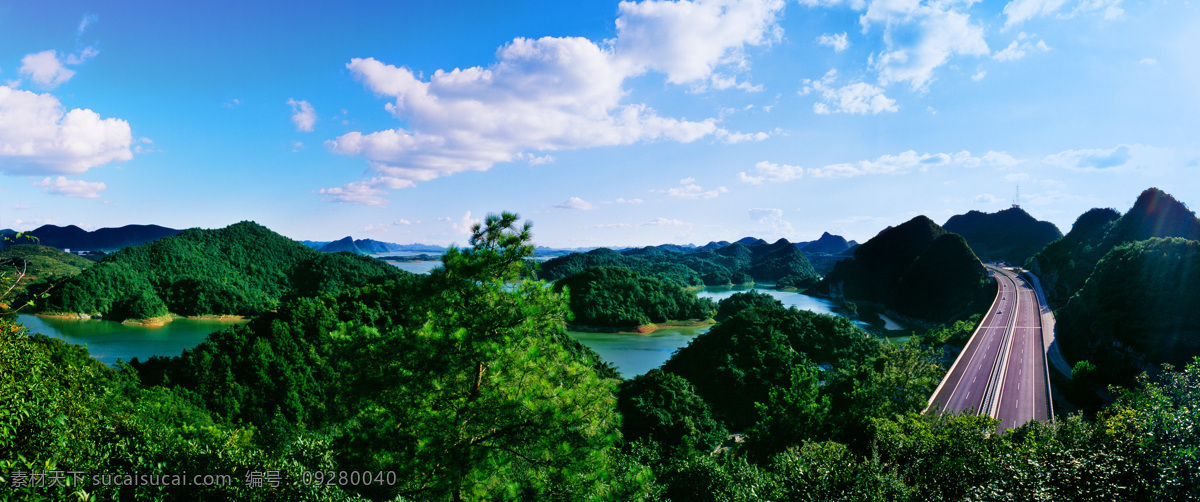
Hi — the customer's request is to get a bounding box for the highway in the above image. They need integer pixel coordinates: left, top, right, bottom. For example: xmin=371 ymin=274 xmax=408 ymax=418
xmin=926 ymin=265 xmax=1052 ymax=430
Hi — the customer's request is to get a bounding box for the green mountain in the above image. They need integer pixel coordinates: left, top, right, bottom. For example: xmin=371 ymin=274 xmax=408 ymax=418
xmin=318 ymin=236 xmax=366 ymax=254
xmin=39 ymin=221 xmax=402 ymax=320
xmin=1030 ymin=187 xmax=1200 ymax=306
xmin=942 ymin=207 xmax=1063 ymax=264
xmin=540 ymin=237 xmax=819 ymax=288
xmin=813 ymin=215 xmax=991 ymax=322
xmin=0 ymin=244 xmax=96 ymax=301
xmin=1056 ymin=237 xmax=1200 ymax=385
xmin=554 ymin=266 xmax=715 ymax=328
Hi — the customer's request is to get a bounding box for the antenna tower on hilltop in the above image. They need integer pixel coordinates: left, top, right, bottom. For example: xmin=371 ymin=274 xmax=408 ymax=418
xmin=1012 ymin=185 xmax=1021 ymax=209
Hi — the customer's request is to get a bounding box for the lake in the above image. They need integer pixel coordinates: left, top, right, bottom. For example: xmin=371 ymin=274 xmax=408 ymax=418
xmin=566 ymin=286 xmax=912 ymax=377
xmin=16 ymin=314 xmax=247 ymax=365
xmin=18 ymin=282 xmax=906 ymax=377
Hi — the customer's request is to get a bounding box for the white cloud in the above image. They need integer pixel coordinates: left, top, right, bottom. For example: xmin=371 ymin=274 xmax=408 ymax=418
xmin=865 ymin=4 xmax=990 ymax=91
xmin=605 ymin=197 xmax=645 ymax=205
xmin=642 ymin=217 xmax=691 ymax=227
xmin=973 ymin=193 xmax=1001 ymax=204
xmin=993 ymin=33 xmax=1050 ymax=61
xmin=592 ymin=222 xmax=634 ymax=229
xmin=1044 ymin=144 xmax=1135 ymax=170
xmin=395 ymin=218 xmax=413 ymax=225
xmin=1139 ymin=58 xmax=1157 ymax=66
xmin=1003 ymin=0 xmax=1123 ymax=27
xmin=287 ymin=99 xmax=316 ymax=132
xmin=19 ymin=51 xmax=75 ymax=89
xmin=739 ymin=160 xmax=805 ymax=184
xmin=816 ymin=32 xmax=849 ymax=52
xmin=317 ymin=177 xmax=415 ymax=206
xmin=799 ymin=0 xmax=865 ymax=8
xmin=0 ymin=86 xmax=132 ymax=175
xmin=554 ymin=197 xmax=595 ymax=210
xmin=800 ymin=69 xmax=896 ymax=114
xmin=451 ymin=211 xmax=481 ymax=234
xmin=1002 ymin=0 xmax=1070 ymax=27
xmin=659 ymin=178 xmax=728 ymax=199
xmin=748 ymin=207 xmax=795 ymax=238
xmin=33 ymin=176 xmax=105 ymax=198
xmin=326 ymin=0 xmax=785 ymax=204
xmin=524 ymin=154 xmax=555 ymax=165
xmin=65 ymin=46 xmax=99 ymax=66
xmin=808 ymin=150 xmax=1019 ymax=178
xmin=615 ymin=0 xmax=785 ymax=84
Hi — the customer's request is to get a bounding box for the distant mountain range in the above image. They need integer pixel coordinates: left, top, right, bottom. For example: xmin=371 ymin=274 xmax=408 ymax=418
xmin=0 ymin=224 xmax=182 ymax=252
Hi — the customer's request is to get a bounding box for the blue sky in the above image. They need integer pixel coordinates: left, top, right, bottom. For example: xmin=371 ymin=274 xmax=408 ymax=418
xmin=1 ymin=0 xmax=1197 ymax=247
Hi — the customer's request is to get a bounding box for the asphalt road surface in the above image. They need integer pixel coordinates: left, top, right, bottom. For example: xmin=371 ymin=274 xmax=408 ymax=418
xmin=926 ymin=266 xmax=1051 ymax=429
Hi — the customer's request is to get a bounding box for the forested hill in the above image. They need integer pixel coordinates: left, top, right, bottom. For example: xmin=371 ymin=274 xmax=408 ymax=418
xmin=318 ymin=236 xmax=366 ymax=254
xmin=812 ymin=215 xmax=992 ymax=322
xmin=39 ymin=221 xmax=402 ymax=321
xmin=0 ymin=244 xmax=95 ymax=299
xmin=1030 ymin=187 xmax=1200 ymax=307
xmin=797 ymin=231 xmax=858 ymax=255
xmin=539 ymin=237 xmax=820 ymax=288
xmin=942 ymin=207 xmax=1062 ymax=264
xmin=1026 ymin=188 xmax=1200 ymax=392
xmin=1 ymin=223 xmax=182 ymax=251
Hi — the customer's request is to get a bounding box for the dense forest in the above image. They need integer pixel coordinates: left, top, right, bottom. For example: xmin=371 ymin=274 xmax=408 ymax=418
xmin=942 ymin=207 xmax=1063 ymax=264
xmin=5 ymin=204 xmax=1200 ymax=500
xmin=0 ymin=244 xmax=95 ymax=300
xmin=0 ymin=224 xmax=181 ymax=252
xmin=540 ymin=237 xmax=820 ymax=289
xmin=554 ymin=266 xmax=716 ymax=329
xmin=34 ymin=222 xmax=400 ymax=321
xmin=812 ymin=216 xmax=993 ymax=322
xmin=1029 ymin=188 xmax=1200 ymax=394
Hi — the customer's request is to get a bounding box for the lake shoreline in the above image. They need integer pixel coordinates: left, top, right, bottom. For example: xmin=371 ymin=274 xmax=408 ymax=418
xmin=36 ymin=312 xmax=248 ymax=328
xmin=568 ymin=319 xmax=716 ymax=334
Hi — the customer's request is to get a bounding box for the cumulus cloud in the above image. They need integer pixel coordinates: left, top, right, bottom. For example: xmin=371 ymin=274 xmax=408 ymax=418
xmin=816 ymin=32 xmax=849 ymax=52
xmin=450 ymin=211 xmax=481 ymax=234
xmin=33 ymin=176 xmax=106 ymax=198
xmin=800 ymin=69 xmax=896 ymax=114
xmin=615 ymin=0 xmax=785 ymax=84
xmin=554 ymin=197 xmax=595 ymax=210
xmin=326 ymin=0 xmax=779 ymax=205
xmin=317 ymin=177 xmax=415 ymax=206
xmin=1002 ymin=0 xmax=1123 ymax=27
xmin=659 ymin=178 xmax=729 ymax=199
xmin=748 ymin=207 xmax=795 ymax=238
xmin=993 ymin=33 xmax=1050 ymax=61
xmin=19 ymin=51 xmax=76 ymax=89
xmin=287 ymin=99 xmax=316 ymax=132
xmin=973 ymin=193 xmax=1001 ymax=204
xmin=865 ymin=3 xmax=990 ymax=91
xmin=739 ymin=160 xmax=805 ymax=184
xmin=0 ymin=86 xmax=133 ymax=175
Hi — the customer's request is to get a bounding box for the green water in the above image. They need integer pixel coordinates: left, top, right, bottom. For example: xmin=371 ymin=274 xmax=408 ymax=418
xmin=566 ymin=286 xmax=913 ymax=377
xmin=16 ymin=314 xmax=247 ymax=365
xmin=567 ymin=325 xmax=711 ymax=378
